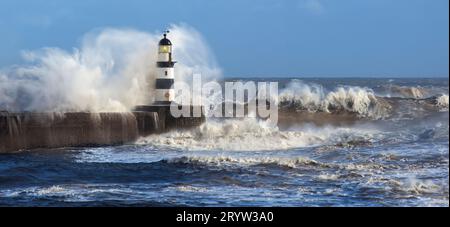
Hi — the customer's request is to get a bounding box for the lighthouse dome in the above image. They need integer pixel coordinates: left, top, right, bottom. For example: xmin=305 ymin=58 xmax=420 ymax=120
xmin=159 ymin=34 xmax=172 ymax=46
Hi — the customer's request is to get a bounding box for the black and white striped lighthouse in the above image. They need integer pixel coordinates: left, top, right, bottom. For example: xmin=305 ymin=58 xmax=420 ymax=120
xmin=155 ymin=31 xmax=176 ymax=105
xmin=133 ymin=30 xmax=205 ymax=131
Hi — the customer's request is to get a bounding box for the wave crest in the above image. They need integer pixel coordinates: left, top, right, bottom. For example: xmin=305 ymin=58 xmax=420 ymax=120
xmin=381 ymin=85 xmax=429 ymax=99
xmin=137 ymin=118 xmax=379 ymax=151
xmin=436 ymin=94 xmax=449 ymax=111
xmin=279 ymin=81 xmax=391 ymax=119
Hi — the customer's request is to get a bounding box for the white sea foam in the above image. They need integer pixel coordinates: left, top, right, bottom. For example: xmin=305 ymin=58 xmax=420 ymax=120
xmin=399 ymin=177 xmax=443 ymax=195
xmin=137 ymin=118 xmax=379 ymax=151
xmin=35 ymin=185 xmax=69 ymax=196
xmin=174 ymin=185 xmax=209 ymax=193
xmin=165 ymin=155 xmax=326 ymax=169
xmin=436 ymin=94 xmax=449 ymax=111
xmin=162 ymin=154 xmax=396 ymax=174
xmin=0 ymin=184 xmax=141 ymax=202
xmin=317 ymin=174 xmax=340 ymax=181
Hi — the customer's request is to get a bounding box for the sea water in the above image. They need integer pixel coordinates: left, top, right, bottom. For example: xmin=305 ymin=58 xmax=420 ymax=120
xmin=0 ymin=78 xmax=448 ymax=207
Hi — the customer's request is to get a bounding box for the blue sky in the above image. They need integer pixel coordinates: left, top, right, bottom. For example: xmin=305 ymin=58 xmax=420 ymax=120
xmin=0 ymin=0 xmax=448 ymax=77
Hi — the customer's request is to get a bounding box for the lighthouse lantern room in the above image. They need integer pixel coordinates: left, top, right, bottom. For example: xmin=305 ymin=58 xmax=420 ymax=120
xmin=155 ymin=31 xmax=176 ymax=105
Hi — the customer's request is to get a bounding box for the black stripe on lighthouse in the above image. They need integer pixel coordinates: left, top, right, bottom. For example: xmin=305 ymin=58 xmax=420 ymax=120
xmin=155 ymin=79 xmax=174 ymax=89
xmin=157 ymin=62 xmax=176 ymax=68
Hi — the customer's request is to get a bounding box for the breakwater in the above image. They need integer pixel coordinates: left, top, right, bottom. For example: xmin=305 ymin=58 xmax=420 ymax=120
xmin=0 ymin=106 xmax=205 ymax=153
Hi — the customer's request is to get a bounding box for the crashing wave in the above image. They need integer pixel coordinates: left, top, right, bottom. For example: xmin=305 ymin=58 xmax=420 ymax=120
xmin=278 ymin=81 xmax=391 ymax=119
xmin=137 ymin=118 xmax=380 ymax=151
xmin=381 ymin=85 xmax=429 ymax=99
xmin=435 ymin=94 xmax=449 ymax=111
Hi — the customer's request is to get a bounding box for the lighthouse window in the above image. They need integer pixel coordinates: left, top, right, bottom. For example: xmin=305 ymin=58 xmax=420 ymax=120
xmin=159 ymin=45 xmax=171 ymax=53
xmin=165 ymin=71 xmax=168 ymax=76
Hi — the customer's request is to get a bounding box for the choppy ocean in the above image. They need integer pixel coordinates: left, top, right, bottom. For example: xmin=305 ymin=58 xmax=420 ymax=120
xmin=0 ymin=78 xmax=448 ymax=207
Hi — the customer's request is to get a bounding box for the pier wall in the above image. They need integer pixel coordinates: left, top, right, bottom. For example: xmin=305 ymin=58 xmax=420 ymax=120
xmin=1 ymin=107 xmax=205 ymax=153
xmin=134 ymin=105 xmax=206 ymax=132
xmin=0 ymin=112 xmax=139 ymax=153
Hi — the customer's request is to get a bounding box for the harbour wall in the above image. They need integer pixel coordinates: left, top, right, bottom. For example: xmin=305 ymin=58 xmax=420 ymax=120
xmin=0 ymin=106 xmax=205 ymax=153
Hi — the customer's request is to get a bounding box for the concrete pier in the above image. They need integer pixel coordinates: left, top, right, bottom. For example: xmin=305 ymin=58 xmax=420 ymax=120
xmin=0 ymin=107 xmax=205 ymax=153
xmin=134 ymin=105 xmax=205 ymax=131
xmin=0 ymin=112 xmax=139 ymax=153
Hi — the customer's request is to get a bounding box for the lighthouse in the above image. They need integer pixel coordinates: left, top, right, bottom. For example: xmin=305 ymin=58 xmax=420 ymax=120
xmin=133 ymin=30 xmax=205 ymax=133
xmin=155 ymin=31 xmax=176 ymax=105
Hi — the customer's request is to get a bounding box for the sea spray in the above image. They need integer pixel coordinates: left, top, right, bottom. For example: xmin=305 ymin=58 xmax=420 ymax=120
xmin=0 ymin=24 xmax=221 ymax=112
xmin=436 ymin=94 xmax=449 ymax=111
xmin=136 ymin=118 xmax=380 ymax=151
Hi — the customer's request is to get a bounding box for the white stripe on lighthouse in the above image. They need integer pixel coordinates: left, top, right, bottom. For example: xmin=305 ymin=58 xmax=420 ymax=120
xmin=155 ymin=89 xmax=175 ymax=102
xmin=156 ymin=68 xmax=174 ymax=79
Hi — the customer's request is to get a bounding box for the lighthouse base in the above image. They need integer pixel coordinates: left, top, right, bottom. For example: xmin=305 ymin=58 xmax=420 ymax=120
xmin=133 ymin=104 xmax=205 ymax=136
